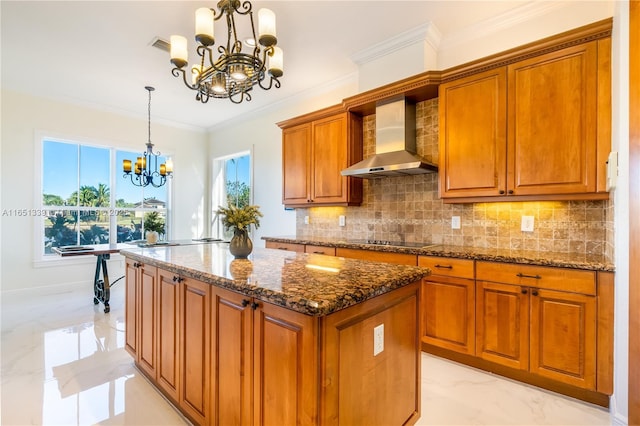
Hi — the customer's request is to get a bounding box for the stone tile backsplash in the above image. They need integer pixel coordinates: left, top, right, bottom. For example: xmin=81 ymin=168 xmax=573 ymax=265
xmin=296 ymin=98 xmax=614 ymax=261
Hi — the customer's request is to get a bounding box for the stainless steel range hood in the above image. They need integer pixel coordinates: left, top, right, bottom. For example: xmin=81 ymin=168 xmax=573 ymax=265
xmin=341 ymin=96 xmax=438 ymax=179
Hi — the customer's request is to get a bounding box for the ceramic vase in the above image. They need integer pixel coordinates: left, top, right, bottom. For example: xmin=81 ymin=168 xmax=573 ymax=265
xmin=229 ymin=229 xmax=253 ymax=259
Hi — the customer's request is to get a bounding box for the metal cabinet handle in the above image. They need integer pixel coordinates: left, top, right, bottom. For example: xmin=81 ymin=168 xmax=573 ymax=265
xmin=516 ymin=273 xmax=541 ymax=279
xmin=499 ymin=190 xmax=505 ymax=195
xmin=521 ymin=288 xmax=528 ymax=294
xmin=172 ymin=276 xmax=183 ymax=283
xmin=532 ymin=289 xmax=539 ymax=296
xmin=508 ymin=190 xmax=514 ymax=194
xmin=133 ymin=262 xmax=142 ymax=268
xmin=241 ymin=300 xmax=259 ymax=310
xmin=434 ymin=264 xmax=453 ymax=269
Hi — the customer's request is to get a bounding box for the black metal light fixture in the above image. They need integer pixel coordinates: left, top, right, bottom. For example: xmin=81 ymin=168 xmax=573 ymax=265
xmin=169 ymin=0 xmax=283 ymax=104
xmin=122 ymin=86 xmax=173 ymax=188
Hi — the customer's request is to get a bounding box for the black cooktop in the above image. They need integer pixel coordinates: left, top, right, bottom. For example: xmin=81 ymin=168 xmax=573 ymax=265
xmin=347 ymin=239 xmax=435 ymax=249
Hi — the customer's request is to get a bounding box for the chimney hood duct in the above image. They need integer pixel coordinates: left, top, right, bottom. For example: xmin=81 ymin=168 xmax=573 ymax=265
xmin=341 ymin=97 xmax=438 ymax=179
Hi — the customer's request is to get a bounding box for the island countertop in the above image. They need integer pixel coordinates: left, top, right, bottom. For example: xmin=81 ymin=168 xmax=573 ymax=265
xmin=120 ymin=243 xmax=430 ymax=316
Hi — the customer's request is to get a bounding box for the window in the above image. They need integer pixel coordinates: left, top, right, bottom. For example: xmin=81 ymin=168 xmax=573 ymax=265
xmin=211 ymin=151 xmax=252 ymax=240
xmin=40 ymin=139 xmax=170 ymax=256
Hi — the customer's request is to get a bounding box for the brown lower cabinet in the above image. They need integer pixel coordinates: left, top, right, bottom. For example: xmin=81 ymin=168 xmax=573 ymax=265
xmin=210 ymin=285 xmax=318 ymax=425
xmin=418 ymin=256 xmax=475 ymax=356
xmin=475 ymin=261 xmax=598 ymax=389
xmin=420 ymin=256 xmax=613 ymax=406
xmin=126 ymin=261 xmax=422 ymax=426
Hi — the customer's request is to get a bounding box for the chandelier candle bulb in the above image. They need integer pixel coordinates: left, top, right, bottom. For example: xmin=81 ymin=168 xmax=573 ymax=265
xmin=195 ymin=7 xmax=215 ymax=46
xmin=165 ymin=159 xmax=173 ymax=174
xmin=269 ymin=46 xmax=283 ymax=77
xmin=258 ymin=8 xmax=277 ymax=47
xmin=169 ymin=35 xmax=188 ymax=68
xmin=160 ymin=164 xmax=167 ymax=176
xmin=123 ymin=159 xmax=132 ymax=173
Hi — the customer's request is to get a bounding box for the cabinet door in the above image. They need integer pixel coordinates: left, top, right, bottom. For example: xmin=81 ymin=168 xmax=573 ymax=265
xmin=311 ymin=114 xmax=348 ymax=203
xmin=253 ymin=300 xmax=318 ymax=426
xmin=157 ymin=269 xmax=180 ymax=402
xmin=124 ymin=259 xmax=138 ymax=357
xmin=180 ymin=278 xmax=210 ymax=425
xmin=210 ymin=287 xmax=252 ymax=426
xmin=282 ymin=123 xmax=311 ymax=205
xmin=138 ymin=264 xmax=157 ymax=378
xmin=530 ymin=288 xmax=596 ymax=389
xmin=476 ymin=281 xmax=529 ymax=370
xmin=439 ymin=67 xmax=507 ymax=198
xmin=507 ymin=42 xmax=598 ymax=195
xmin=422 ymin=276 xmax=475 ymax=355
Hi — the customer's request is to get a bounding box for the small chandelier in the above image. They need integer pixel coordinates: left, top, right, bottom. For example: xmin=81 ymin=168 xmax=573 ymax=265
xmin=169 ymin=0 xmax=283 ymax=104
xmin=122 ymin=86 xmax=173 ymax=188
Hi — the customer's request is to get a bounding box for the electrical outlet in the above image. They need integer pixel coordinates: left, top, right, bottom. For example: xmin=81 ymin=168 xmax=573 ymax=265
xmin=304 ymin=215 xmax=309 ymax=225
xmin=373 ymin=324 xmax=384 ymax=356
xmin=451 ymin=216 xmax=461 ymax=229
xmin=339 ymin=215 xmax=346 ymax=227
xmin=521 ymin=216 xmax=535 ymax=232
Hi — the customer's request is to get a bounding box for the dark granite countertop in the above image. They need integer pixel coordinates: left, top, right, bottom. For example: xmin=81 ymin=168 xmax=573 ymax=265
xmin=262 ymin=236 xmax=615 ymax=272
xmin=120 ymin=244 xmax=430 ymax=316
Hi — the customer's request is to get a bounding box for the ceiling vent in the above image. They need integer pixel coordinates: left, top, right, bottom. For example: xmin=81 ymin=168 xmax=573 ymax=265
xmin=150 ymin=37 xmax=170 ymax=52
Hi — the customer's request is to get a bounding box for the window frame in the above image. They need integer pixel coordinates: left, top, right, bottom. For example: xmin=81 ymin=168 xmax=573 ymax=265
xmin=34 ymin=132 xmax=172 ymax=264
xmin=210 ymin=148 xmax=253 ymax=241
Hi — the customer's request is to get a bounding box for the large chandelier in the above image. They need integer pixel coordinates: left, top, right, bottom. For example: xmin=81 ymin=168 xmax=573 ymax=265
xmin=122 ymin=86 xmax=173 ymax=188
xmin=169 ymin=0 xmax=283 ymax=104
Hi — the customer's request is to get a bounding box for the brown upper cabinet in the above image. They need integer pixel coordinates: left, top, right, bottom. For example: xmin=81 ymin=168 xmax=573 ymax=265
xmin=439 ymin=20 xmax=612 ymax=202
xmin=278 ymin=105 xmax=363 ymax=207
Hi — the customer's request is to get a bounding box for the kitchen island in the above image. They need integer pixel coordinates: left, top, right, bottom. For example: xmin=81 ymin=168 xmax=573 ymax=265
xmin=121 ymin=243 xmax=430 ymax=426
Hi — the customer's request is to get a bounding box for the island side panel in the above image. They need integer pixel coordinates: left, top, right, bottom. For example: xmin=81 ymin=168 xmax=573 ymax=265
xmin=320 ymin=281 xmax=421 ymax=426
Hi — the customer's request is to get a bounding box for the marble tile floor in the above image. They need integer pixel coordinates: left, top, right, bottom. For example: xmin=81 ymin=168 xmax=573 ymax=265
xmin=1 ymin=282 xmax=612 ymax=426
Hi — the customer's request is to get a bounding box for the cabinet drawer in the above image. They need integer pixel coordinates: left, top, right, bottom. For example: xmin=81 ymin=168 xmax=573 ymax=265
xmin=305 ymin=245 xmax=336 ymax=256
xmin=336 ymin=248 xmax=417 ymax=265
xmin=476 ymin=261 xmax=596 ymax=295
xmin=265 ymin=241 xmax=305 ymax=253
xmin=418 ymin=256 xmax=474 ymax=279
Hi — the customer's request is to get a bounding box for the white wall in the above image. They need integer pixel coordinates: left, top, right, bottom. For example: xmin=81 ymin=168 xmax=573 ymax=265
xmin=0 ymin=90 xmax=208 ymax=293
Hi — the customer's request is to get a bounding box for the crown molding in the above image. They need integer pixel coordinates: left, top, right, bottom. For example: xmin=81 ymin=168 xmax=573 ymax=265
xmin=439 ymin=1 xmax=569 ymax=51
xmin=350 ymin=22 xmax=442 ymax=66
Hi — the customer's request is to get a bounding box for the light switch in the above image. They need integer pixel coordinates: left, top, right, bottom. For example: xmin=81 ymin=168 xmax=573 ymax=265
xmin=304 ymin=215 xmax=309 ymax=225
xmin=339 ymin=215 xmax=346 ymax=227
